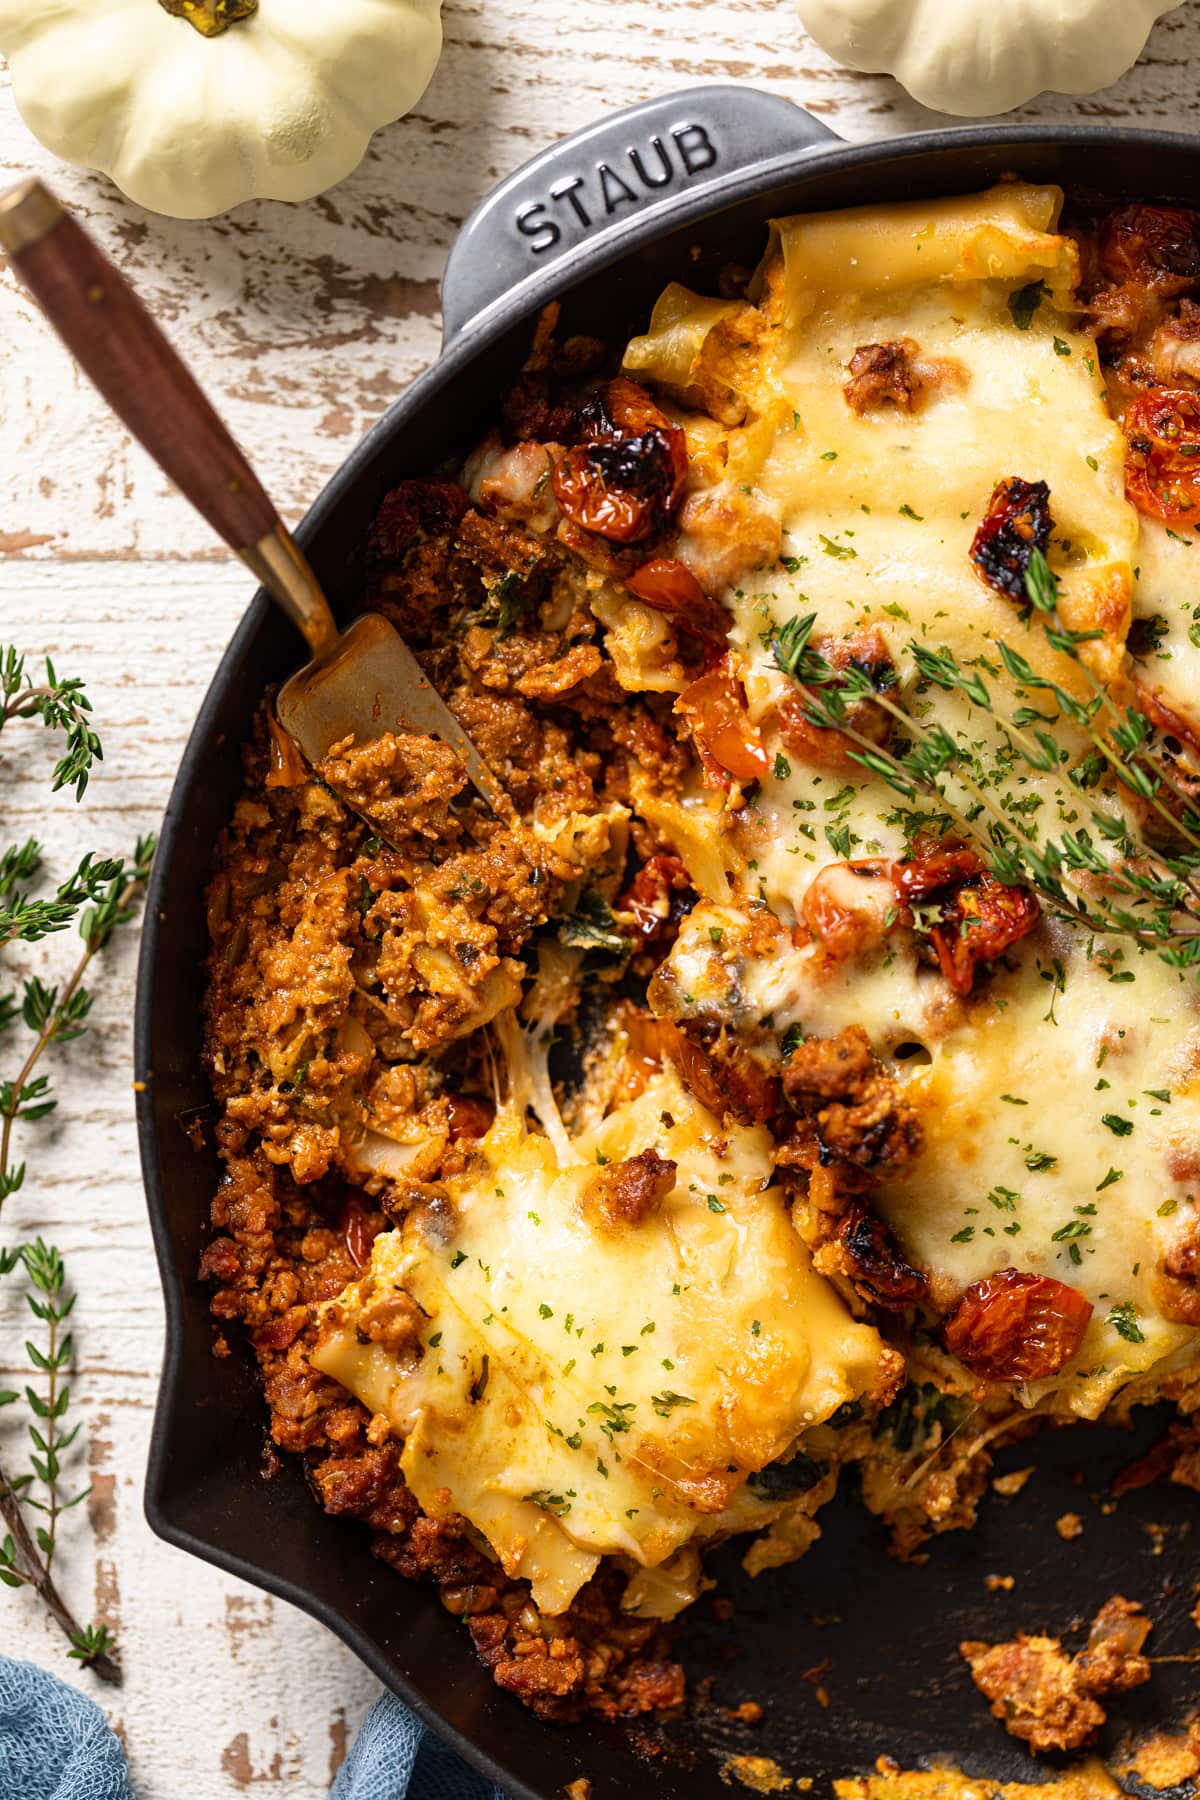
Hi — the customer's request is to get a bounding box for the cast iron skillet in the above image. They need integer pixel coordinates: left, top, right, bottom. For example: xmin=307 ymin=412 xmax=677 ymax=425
xmin=137 ymin=88 xmax=1200 ymax=1800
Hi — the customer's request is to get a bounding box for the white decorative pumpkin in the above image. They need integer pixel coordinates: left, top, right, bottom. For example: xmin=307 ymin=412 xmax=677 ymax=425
xmin=0 ymin=0 xmax=443 ymax=218
xmin=796 ymin=0 xmax=1182 ymax=116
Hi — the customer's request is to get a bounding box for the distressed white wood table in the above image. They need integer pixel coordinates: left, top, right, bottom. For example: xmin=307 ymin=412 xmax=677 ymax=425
xmin=3 ymin=5 xmax=1200 ymax=1792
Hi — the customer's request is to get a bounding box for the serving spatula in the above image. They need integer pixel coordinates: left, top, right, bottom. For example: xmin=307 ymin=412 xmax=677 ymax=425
xmin=0 ymin=178 xmax=509 ymax=825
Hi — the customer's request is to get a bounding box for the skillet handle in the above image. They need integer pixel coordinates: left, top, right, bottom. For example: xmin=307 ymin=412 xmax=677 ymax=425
xmin=0 ymin=179 xmax=278 ymax=553
xmin=0 ymin=178 xmax=341 ymax=659
xmin=440 ymin=85 xmax=840 ymax=344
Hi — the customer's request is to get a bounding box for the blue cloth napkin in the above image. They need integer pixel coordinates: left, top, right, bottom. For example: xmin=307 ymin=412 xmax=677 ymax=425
xmin=0 ymin=1659 xmax=133 ymax=1800
xmin=0 ymin=1657 xmax=509 ymax=1800
xmin=332 ymin=1694 xmax=507 ymax=1800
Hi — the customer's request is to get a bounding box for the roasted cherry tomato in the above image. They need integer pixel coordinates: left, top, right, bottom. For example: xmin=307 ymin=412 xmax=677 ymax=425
xmin=892 ymin=846 xmax=1040 ymax=996
xmin=553 ymin=378 xmax=688 ymax=544
xmin=625 ymin=557 xmax=729 ymax=644
xmin=1097 ymin=204 xmax=1200 ymax=294
xmin=893 ymin=842 xmax=984 ymax=904
xmin=775 ymin=626 xmax=896 ymax=772
xmin=616 ymin=852 xmax=695 ymax=947
xmin=1125 ymin=390 xmax=1200 ymax=524
xmin=552 ymin=436 xmax=678 ymax=542
xmin=970 ymin=477 xmax=1054 ymax=600
xmin=943 ymin=1268 xmax=1093 ymax=1382
xmin=676 ymin=657 xmax=769 ymax=786
xmin=801 ymin=859 xmax=896 ymax=961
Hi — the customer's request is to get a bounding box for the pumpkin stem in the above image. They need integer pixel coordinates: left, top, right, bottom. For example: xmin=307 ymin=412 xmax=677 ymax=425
xmin=158 ymin=0 xmax=258 ymax=37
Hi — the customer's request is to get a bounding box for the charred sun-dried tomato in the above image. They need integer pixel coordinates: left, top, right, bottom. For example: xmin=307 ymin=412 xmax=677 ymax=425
xmin=338 ymin=1195 xmax=380 ymax=1271
xmin=1124 ymin=390 xmax=1200 ymax=524
xmin=1133 ymin=679 xmax=1200 ymax=803
xmin=931 ymin=876 xmax=1040 ymax=996
xmin=552 ymin=377 xmax=688 ymax=545
xmin=664 ymin=1022 xmax=778 ymax=1125
xmin=892 ymin=842 xmax=983 ymax=904
xmin=943 ymin=1268 xmax=1093 ymax=1382
xmin=970 ymin=477 xmax=1054 ymax=601
xmin=840 ymin=1205 xmax=928 ymax=1309
xmin=676 ymin=656 xmax=769 ymax=787
xmin=893 ymin=845 xmax=1040 ymax=995
xmin=625 ymin=557 xmax=730 ymax=645
xmin=369 ymin=479 xmax=470 ymax=561
xmin=1111 ymin=1435 xmax=1181 ymax=1498
xmin=1097 ymin=204 xmax=1200 ymax=295
xmin=617 ymin=853 xmax=696 ymax=948
xmin=444 ymin=1093 xmax=494 ymax=1142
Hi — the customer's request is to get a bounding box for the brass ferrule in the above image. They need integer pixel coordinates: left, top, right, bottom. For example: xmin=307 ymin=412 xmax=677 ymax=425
xmin=239 ymin=523 xmax=340 ymax=661
xmin=0 ymin=180 xmax=64 ymax=258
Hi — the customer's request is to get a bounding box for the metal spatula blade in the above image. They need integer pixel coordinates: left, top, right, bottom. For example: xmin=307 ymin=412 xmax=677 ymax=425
xmin=275 ymin=610 xmax=507 ymax=815
xmin=0 ymin=177 xmax=509 ymax=839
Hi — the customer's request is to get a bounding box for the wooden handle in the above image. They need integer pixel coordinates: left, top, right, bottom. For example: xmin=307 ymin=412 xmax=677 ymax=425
xmin=0 ymin=179 xmax=276 ymax=553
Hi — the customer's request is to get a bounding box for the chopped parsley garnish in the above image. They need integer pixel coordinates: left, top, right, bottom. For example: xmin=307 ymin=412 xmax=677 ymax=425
xmin=587 ymin=1399 xmax=635 ymax=1440
xmin=652 ymin=1391 xmax=697 ymax=1418
xmin=1107 ymin=1302 xmax=1146 ymax=1345
xmin=1096 ymin=1168 xmax=1124 ymax=1192
xmin=1009 ymin=279 xmax=1049 ymax=330
xmin=1102 ymin=1113 xmax=1134 ymax=1137
xmin=524 ymin=1489 xmax=571 ymax=1517
xmin=819 ymin=534 xmax=856 ymax=560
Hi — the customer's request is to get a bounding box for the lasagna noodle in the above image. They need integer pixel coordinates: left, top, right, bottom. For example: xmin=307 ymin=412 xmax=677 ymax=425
xmin=312 ymin=1068 xmax=892 ymax=1614
xmin=650 ymin=186 xmax=1198 ymax=1407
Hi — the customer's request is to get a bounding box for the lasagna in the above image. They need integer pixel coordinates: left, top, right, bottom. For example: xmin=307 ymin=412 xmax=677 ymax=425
xmin=202 ymin=183 xmax=1200 ymax=1726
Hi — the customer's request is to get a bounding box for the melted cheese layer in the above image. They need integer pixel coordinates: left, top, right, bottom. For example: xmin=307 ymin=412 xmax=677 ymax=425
xmin=644 ymin=184 xmax=1198 ymax=1406
xmin=312 ymin=1068 xmax=890 ymax=1614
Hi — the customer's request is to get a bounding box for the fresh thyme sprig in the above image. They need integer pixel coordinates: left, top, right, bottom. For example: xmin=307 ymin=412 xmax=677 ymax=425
xmin=771 ymin=557 xmax=1200 ymax=967
xmin=0 ymin=846 xmax=125 ymax=952
xmin=1 ymin=648 xmax=103 ymax=802
xmin=0 ymin=1241 xmax=119 ymax=1682
xmin=1 ymin=836 xmax=156 ymax=1211
xmin=0 ymin=641 xmax=153 ymax=1679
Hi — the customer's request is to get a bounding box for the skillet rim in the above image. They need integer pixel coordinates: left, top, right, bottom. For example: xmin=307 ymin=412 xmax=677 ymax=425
xmin=135 ymin=109 xmax=1200 ymax=1798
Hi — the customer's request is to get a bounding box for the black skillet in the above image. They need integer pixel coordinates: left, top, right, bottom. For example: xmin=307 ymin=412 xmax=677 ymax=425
xmin=135 ymin=87 xmax=1200 ymax=1800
